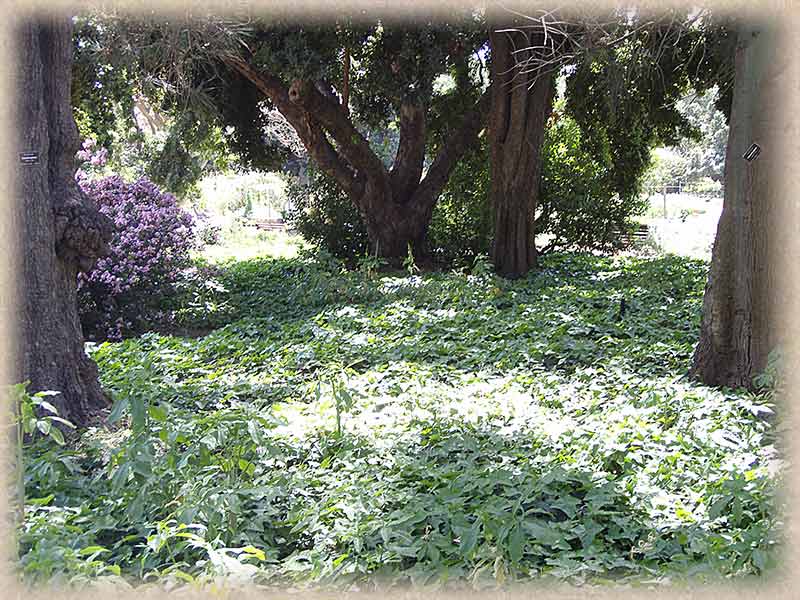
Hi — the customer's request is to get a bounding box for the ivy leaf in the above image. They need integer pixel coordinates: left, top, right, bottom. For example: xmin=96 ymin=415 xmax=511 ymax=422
xmin=459 ymin=522 xmax=480 ymax=558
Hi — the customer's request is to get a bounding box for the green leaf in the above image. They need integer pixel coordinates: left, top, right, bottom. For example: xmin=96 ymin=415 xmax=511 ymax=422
xmin=130 ymin=395 xmax=147 ymax=432
xmin=108 ymin=397 xmax=129 ymax=424
xmin=111 ymin=462 xmax=131 ymax=491
xmin=79 ymin=545 xmax=110 ymax=556
xmin=168 ymin=569 xmax=196 ymax=583
xmin=751 ymin=548 xmax=768 ymax=571
xmin=148 ymin=404 xmax=168 ymax=422
xmin=523 ymin=519 xmax=566 ymax=548
xmin=459 ymin=522 xmax=480 ymax=558
xmin=708 ymin=496 xmax=730 ymax=520
xmin=28 ymin=494 xmax=54 ymax=506
xmin=48 ymin=426 xmax=65 ymax=445
xmin=508 ymin=525 xmax=525 ymax=563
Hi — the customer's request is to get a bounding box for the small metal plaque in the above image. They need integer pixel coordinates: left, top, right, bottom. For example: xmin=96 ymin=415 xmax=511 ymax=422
xmin=20 ymin=151 xmax=39 ymax=165
xmin=743 ymin=143 xmax=761 ymax=162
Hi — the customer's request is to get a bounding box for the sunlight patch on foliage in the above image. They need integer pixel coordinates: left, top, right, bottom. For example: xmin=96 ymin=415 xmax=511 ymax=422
xmin=18 ymin=252 xmax=785 ymax=590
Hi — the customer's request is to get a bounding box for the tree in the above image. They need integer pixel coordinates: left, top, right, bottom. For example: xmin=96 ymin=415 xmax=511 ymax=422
xmin=675 ymin=87 xmax=729 ymax=182
xmin=487 ymin=8 xmax=734 ymax=277
xmin=95 ymin=14 xmax=491 ymax=263
xmin=71 ymin=15 xmax=237 ymax=201
xmin=12 ymin=17 xmax=112 ymax=426
xmin=690 ymin=22 xmax=787 ymax=389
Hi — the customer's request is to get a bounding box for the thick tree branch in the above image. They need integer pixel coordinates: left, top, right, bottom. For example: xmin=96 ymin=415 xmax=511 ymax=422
xmin=288 ymin=78 xmax=389 ymax=180
xmin=225 ymin=57 xmax=361 ymax=197
xmin=389 ymin=101 xmax=426 ymax=202
xmin=412 ymin=87 xmax=492 ymax=210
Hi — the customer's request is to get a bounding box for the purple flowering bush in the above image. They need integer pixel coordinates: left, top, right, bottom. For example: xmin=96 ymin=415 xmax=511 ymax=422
xmin=75 ymin=138 xmax=109 ymax=183
xmin=77 ymin=175 xmax=196 ymax=340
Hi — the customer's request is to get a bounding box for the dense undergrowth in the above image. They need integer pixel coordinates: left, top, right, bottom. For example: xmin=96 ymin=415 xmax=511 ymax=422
xmin=17 ymin=252 xmax=785 ymax=591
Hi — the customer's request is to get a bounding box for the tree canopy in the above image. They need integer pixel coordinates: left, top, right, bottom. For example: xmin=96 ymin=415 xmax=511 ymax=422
xmin=71 ymin=8 xmax=736 ymax=268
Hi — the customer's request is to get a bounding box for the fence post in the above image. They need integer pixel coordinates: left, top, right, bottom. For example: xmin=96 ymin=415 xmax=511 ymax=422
xmin=663 ymin=184 xmax=667 ymax=218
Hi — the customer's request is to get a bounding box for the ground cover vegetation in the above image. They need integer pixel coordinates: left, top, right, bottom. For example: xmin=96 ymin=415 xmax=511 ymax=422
xmin=12 ymin=7 xmax=791 ymax=595
xmin=16 ymin=251 xmax=785 ymax=590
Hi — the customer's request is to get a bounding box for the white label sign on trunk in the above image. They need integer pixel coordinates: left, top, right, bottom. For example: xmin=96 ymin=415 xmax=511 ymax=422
xmin=20 ymin=152 xmax=39 ymax=165
xmin=743 ymin=143 xmax=761 ymax=162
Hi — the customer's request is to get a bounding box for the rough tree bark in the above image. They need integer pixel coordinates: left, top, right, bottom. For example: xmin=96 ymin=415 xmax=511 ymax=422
xmin=225 ymin=56 xmax=490 ymax=264
xmin=488 ymin=27 xmax=555 ymax=279
xmin=690 ymin=23 xmax=784 ymax=389
xmin=12 ymin=17 xmax=113 ymax=426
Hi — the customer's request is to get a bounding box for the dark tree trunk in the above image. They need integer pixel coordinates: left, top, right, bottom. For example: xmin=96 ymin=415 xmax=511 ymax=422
xmin=358 ymin=187 xmax=432 ymax=261
xmin=11 ymin=18 xmax=113 ymax=426
xmin=225 ymin=58 xmax=490 ymax=264
xmin=690 ymin=23 xmax=784 ymax=389
xmin=488 ymin=27 xmax=555 ymax=279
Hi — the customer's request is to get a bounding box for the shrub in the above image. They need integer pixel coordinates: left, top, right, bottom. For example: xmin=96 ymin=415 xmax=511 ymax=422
xmin=284 ymin=167 xmax=370 ymax=261
xmin=195 ymin=220 xmax=222 ymax=246
xmin=685 ymin=176 xmax=723 ymax=198
xmin=77 ymin=176 xmax=196 ymax=340
xmin=428 ymin=139 xmax=492 ymax=265
xmin=536 ymin=114 xmax=649 ymax=253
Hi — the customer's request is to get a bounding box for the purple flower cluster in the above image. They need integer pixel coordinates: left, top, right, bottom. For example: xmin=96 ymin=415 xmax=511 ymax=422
xmin=77 ymin=174 xmax=196 ymax=340
xmin=75 ymin=138 xmax=109 ymax=183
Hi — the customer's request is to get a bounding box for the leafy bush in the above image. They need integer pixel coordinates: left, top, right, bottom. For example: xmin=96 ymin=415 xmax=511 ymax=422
xmin=77 ymin=176 xmax=196 ymax=340
xmin=428 ymin=140 xmax=493 ymax=265
xmin=685 ymin=176 xmax=723 ymax=198
xmin=284 ymin=166 xmax=370 ymax=261
xmin=195 ymin=220 xmax=222 ymax=246
xmin=640 ymin=148 xmax=690 ymax=194
xmin=536 ymin=114 xmax=649 ymax=254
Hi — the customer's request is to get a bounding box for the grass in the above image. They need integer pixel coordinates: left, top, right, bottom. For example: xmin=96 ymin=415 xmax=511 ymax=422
xmin=17 ymin=250 xmax=785 ymax=592
xmin=639 ymin=193 xmax=724 ymax=260
xmin=197 ymin=227 xmax=306 ymax=264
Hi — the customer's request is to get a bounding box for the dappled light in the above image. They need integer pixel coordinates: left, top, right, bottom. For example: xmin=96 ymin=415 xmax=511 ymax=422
xmin=11 ymin=7 xmax=788 ymax=594
xmin=18 ymin=252 xmax=784 ymax=588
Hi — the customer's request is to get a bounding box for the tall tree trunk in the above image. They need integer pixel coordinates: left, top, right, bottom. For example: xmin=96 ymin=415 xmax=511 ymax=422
xmin=690 ymin=23 xmax=784 ymax=389
xmin=489 ymin=27 xmax=555 ymax=279
xmin=11 ymin=18 xmax=113 ymax=426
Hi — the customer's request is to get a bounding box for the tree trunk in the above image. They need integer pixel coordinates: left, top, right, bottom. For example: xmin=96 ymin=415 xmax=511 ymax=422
xmin=11 ymin=18 xmax=113 ymax=426
xmin=358 ymin=187 xmax=432 ymax=262
xmin=690 ymin=23 xmax=784 ymax=389
xmin=489 ymin=27 xmax=555 ymax=279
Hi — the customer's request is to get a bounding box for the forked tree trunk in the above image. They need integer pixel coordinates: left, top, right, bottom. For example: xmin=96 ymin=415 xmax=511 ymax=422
xmin=690 ymin=23 xmax=784 ymax=389
xmin=489 ymin=27 xmax=555 ymax=279
xmin=226 ymin=59 xmax=490 ymax=265
xmin=11 ymin=18 xmax=112 ymax=426
xmin=359 ymin=188 xmax=433 ymax=260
